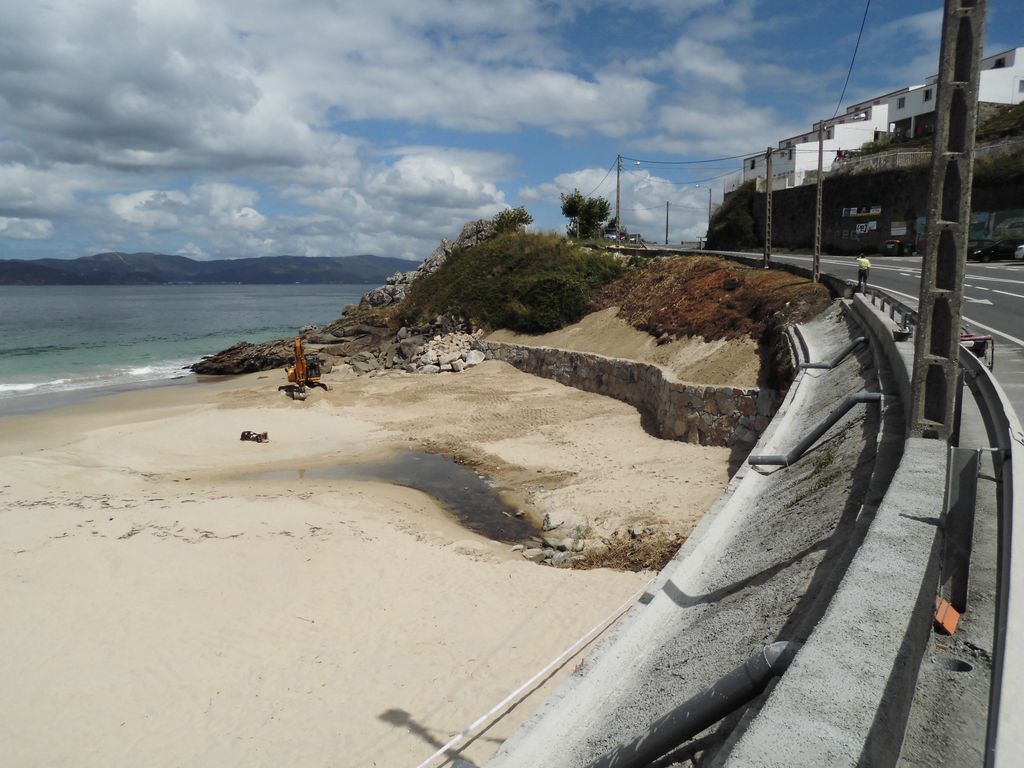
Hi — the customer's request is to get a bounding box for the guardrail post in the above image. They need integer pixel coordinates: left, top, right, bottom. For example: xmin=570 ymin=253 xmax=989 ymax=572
xmin=943 ymin=447 xmax=980 ymax=613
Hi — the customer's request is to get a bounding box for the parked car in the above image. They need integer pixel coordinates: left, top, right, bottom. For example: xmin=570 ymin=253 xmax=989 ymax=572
xmin=1015 ymin=243 xmax=1024 ymax=261
xmin=970 ymin=238 xmax=1024 ymax=262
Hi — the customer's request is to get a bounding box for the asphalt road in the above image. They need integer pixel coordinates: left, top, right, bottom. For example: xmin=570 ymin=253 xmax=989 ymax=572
xmin=765 ymin=252 xmax=1024 ymax=422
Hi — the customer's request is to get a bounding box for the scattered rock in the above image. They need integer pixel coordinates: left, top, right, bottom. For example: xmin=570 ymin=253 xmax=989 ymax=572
xmin=542 ymin=512 xmax=577 ymax=532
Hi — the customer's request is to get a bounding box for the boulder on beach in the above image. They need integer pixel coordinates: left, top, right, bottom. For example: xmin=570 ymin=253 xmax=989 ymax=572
xmin=190 ymin=340 xmax=295 ymax=375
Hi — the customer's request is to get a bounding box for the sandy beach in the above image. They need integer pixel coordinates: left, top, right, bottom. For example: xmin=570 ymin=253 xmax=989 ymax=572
xmin=0 ymin=343 xmax=737 ymax=767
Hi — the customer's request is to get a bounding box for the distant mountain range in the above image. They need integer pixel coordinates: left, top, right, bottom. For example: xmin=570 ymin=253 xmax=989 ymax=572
xmin=0 ymin=252 xmax=414 ymax=285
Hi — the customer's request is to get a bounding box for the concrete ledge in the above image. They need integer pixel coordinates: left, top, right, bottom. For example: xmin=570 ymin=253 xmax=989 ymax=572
xmin=488 ymin=342 xmax=772 ymax=448
xmin=723 ymin=437 xmax=946 ymax=767
xmin=723 ymin=294 xmax=945 ymax=766
xmin=851 ymin=293 xmax=915 ymax=409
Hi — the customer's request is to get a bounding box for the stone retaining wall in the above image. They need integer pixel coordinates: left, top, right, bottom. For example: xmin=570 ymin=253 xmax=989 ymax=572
xmin=488 ymin=341 xmax=776 ymax=449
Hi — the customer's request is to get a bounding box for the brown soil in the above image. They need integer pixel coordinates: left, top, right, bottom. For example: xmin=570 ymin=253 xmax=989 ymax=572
xmin=591 ymin=255 xmax=830 ymax=343
xmin=488 ymin=307 xmax=761 ymax=387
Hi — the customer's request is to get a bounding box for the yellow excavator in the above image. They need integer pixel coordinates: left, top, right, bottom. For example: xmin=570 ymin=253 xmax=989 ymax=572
xmin=279 ymin=337 xmax=330 ymax=400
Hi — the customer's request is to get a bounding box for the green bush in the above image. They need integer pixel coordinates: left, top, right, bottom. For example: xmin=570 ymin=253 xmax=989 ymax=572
xmin=400 ymin=232 xmax=624 ymax=333
xmin=707 ymin=181 xmax=759 ymax=250
xmin=974 ymin=152 xmax=1024 ymax=185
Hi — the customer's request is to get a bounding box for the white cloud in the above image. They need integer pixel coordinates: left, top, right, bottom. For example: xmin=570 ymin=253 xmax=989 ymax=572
xmin=1 ymin=0 xmax=977 ymax=261
xmin=518 ymin=165 xmax=716 ymax=241
xmin=108 ymin=190 xmax=189 ymax=230
xmin=0 ymin=217 xmax=55 ymax=240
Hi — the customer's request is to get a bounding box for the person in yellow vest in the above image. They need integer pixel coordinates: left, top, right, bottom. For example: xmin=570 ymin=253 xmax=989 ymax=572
xmin=857 ymin=254 xmax=871 ymax=292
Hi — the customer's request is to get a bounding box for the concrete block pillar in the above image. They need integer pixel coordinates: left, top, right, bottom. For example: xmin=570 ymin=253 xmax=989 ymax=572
xmin=909 ymin=0 xmax=986 ymax=439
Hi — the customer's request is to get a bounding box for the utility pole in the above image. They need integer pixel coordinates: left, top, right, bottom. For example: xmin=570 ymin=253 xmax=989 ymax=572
xmin=615 ymin=154 xmax=622 ymax=241
xmin=813 ymin=124 xmax=824 ymax=283
xmin=665 ymin=201 xmax=669 ymax=245
xmin=704 ymin=186 xmax=712 ymax=248
xmin=909 ymin=0 xmax=985 ymax=441
xmin=763 ymin=147 xmax=773 ymax=269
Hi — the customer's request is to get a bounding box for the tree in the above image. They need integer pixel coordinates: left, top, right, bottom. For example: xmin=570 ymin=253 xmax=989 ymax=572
xmin=492 ymin=206 xmax=533 ymax=234
xmin=560 ymin=189 xmax=611 ymax=239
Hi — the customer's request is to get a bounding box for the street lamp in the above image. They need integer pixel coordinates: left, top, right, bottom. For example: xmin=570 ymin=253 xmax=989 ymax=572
xmin=694 ymin=184 xmax=713 ymax=249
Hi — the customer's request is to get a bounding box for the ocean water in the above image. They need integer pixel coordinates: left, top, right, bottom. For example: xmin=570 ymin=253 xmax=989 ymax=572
xmin=0 ymin=284 xmax=368 ymax=413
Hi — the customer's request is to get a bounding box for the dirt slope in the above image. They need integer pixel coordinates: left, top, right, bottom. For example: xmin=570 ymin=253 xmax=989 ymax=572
xmin=591 ymin=255 xmax=830 ymax=342
xmin=491 ymin=255 xmax=829 ymax=387
xmin=488 ymin=307 xmax=761 ymax=387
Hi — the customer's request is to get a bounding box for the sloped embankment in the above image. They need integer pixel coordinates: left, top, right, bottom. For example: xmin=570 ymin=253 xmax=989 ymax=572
xmin=590 ymin=256 xmax=830 ymax=388
xmin=486 ymin=300 xmax=899 ymax=767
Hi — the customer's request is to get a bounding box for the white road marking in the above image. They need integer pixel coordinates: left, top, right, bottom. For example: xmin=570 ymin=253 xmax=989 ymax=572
xmin=993 ymin=289 xmax=1024 ymax=300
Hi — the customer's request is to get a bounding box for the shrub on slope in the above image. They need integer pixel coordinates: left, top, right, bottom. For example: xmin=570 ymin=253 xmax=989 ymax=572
xmin=399 ymin=233 xmax=624 ymax=333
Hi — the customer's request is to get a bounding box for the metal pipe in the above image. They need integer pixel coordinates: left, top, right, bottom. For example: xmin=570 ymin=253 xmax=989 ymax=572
xmin=589 ymin=641 xmax=802 ymax=768
xmin=748 ymin=390 xmax=881 ymax=467
xmin=799 ymin=336 xmax=867 ymax=370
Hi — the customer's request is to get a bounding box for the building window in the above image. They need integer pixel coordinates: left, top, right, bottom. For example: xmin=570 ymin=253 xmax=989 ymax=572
xmin=1019 ymin=79 xmax=1024 ymax=93
xmin=994 ymin=57 xmax=1006 ymax=69
xmin=750 ymin=159 xmax=756 ymax=170
xmin=923 ymin=89 xmax=932 ymax=102
xmin=897 ymin=96 xmax=906 ymax=109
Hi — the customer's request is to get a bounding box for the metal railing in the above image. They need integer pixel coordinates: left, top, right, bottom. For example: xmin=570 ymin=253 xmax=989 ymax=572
xmin=863 ymin=282 xmax=1022 ymax=768
xmin=961 ymin=349 xmax=1024 ymax=768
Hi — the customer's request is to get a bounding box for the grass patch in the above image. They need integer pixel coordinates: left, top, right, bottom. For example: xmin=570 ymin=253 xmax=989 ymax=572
xmin=813 ymin=446 xmax=837 ymax=473
xmin=573 ymin=531 xmax=686 ymax=572
xmin=398 ymin=232 xmax=625 ymax=333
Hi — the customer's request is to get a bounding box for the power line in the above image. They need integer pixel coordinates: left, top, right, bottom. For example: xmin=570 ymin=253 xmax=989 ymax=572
xmin=621 ymin=152 xmax=752 ymax=165
xmin=584 ymin=158 xmax=618 ymax=197
xmin=635 ymin=168 xmax=738 ymax=186
xmin=832 ymin=0 xmax=872 ymax=119
xmin=622 ymin=202 xmax=709 ymax=213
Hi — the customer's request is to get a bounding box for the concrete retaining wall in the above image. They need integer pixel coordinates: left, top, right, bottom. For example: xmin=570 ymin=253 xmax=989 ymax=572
xmin=488 ymin=341 xmax=774 ymax=449
xmin=724 ymin=293 xmax=946 ymax=767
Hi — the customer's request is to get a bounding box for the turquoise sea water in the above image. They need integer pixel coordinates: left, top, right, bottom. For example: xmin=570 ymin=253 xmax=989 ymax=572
xmin=0 ymin=284 xmax=367 ymax=412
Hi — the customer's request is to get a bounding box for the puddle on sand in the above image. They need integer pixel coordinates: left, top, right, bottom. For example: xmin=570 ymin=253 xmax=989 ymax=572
xmin=253 ymin=451 xmax=539 ymax=543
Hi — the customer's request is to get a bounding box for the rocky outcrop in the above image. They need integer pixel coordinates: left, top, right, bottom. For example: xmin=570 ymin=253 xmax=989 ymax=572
xmin=359 ymin=218 xmax=496 ymax=308
xmin=190 ymin=339 xmax=297 ymax=375
xmin=192 ymin=217 xmax=498 ymax=373
xmin=190 ymin=315 xmax=393 ymax=375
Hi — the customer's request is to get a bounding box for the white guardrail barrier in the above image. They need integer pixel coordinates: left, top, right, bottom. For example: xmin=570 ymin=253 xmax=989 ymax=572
xmin=861 ymin=285 xmax=1024 ymax=767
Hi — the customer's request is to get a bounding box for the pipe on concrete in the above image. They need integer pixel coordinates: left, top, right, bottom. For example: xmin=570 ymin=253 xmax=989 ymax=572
xmin=589 ymin=641 xmax=802 ymax=768
xmin=747 ymin=390 xmax=881 ymax=467
xmin=799 ymin=336 xmax=866 ymax=370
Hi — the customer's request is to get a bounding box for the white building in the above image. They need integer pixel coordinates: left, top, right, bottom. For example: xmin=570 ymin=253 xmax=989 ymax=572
xmin=888 ymin=47 xmax=1024 ymax=140
xmin=731 ymin=46 xmax=1024 ymax=191
xmin=738 ymin=91 xmax=903 ymax=190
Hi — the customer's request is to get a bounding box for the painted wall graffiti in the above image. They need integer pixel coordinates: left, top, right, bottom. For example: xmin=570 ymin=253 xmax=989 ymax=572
xmin=971 ymin=210 xmax=1024 ymax=239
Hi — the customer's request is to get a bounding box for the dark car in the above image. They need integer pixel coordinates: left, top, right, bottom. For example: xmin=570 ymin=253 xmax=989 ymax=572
xmin=970 ymin=238 xmax=1023 ymax=262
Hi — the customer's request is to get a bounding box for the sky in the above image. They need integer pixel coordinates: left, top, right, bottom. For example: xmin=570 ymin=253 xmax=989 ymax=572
xmin=1 ymin=0 xmax=1021 ymax=263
